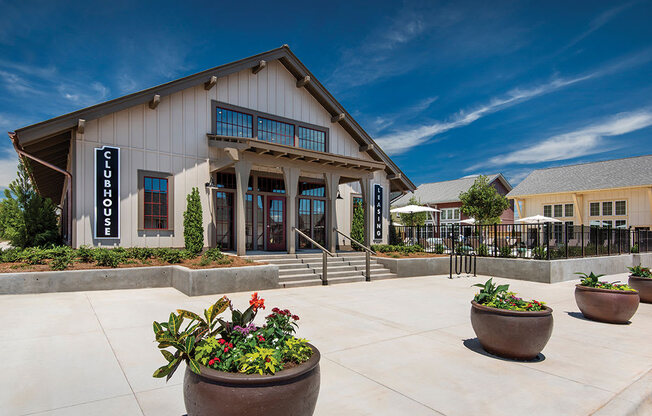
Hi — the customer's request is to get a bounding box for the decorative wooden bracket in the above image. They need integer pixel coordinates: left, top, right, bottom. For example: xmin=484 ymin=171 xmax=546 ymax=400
xmin=252 ymin=60 xmax=267 ymax=74
xmin=77 ymin=119 xmax=85 ymax=134
xmin=331 ymin=113 xmax=345 ymax=123
xmin=360 ymin=144 xmax=374 ymax=152
xmin=149 ymin=94 xmax=160 ymax=110
xmin=296 ymin=75 xmax=310 ymax=88
xmin=204 ymin=76 xmax=217 ymax=90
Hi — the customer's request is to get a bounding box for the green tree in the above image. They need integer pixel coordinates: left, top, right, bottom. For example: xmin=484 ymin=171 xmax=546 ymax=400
xmin=183 ymin=187 xmax=204 ymax=255
xmin=397 ymin=196 xmax=427 ymax=226
xmin=0 ymin=159 xmax=60 ymax=248
xmin=351 ymin=197 xmax=365 ymax=249
xmin=459 ymin=175 xmax=509 ymax=225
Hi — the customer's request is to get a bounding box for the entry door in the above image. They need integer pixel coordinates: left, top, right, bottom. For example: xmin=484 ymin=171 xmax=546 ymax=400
xmin=267 ymin=196 xmax=286 ymax=250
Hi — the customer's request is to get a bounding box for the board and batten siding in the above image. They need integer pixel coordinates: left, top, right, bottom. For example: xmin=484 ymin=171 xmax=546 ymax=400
xmin=73 ymin=60 xmax=381 ymax=247
xmin=519 ymin=188 xmax=652 ymax=228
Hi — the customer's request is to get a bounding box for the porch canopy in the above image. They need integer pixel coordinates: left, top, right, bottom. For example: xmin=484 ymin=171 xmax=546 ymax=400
xmin=517 ymin=215 xmax=562 ymax=224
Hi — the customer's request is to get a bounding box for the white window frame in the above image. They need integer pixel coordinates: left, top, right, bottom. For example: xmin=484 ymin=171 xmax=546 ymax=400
xmin=615 ymin=200 xmax=627 ymax=216
xmin=589 ymin=202 xmax=600 ymax=217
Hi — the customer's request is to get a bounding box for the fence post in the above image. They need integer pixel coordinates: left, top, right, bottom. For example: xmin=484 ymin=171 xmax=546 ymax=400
xmin=564 ymin=222 xmax=569 ymax=258
xmin=494 ymin=223 xmax=498 ymax=257
xmin=595 ymin=227 xmax=598 ymax=256
xmin=546 ymin=223 xmax=551 ymax=260
xmin=607 ymin=226 xmax=611 ymax=256
xmin=618 ymin=229 xmax=621 ymax=255
xmin=581 ymin=224 xmax=585 ymax=257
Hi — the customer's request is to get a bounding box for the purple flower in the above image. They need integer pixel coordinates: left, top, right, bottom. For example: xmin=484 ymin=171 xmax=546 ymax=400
xmin=233 ymin=323 xmax=258 ymax=335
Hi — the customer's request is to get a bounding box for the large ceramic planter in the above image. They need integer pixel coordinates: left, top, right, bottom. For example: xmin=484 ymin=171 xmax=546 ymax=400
xmin=575 ymin=285 xmax=639 ymax=324
xmin=628 ymin=275 xmax=652 ymax=303
xmin=470 ymin=301 xmax=553 ymax=360
xmin=183 ymin=344 xmax=320 ymax=416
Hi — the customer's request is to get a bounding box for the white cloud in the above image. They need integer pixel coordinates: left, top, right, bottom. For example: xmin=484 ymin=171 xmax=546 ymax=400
xmin=375 ymin=75 xmax=593 ymax=155
xmin=0 ymin=151 xmax=18 ymax=190
xmin=368 ymin=96 xmax=438 ymax=134
xmin=473 ymin=110 xmax=652 ymax=169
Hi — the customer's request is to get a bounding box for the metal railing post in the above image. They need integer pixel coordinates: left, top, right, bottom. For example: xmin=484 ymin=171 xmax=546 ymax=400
xmin=365 ymin=250 xmax=371 ymax=282
xmin=607 ymin=226 xmax=611 ymax=256
xmin=322 ymin=251 xmax=328 ymax=285
xmin=564 ymin=222 xmax=569 ymax=258
xmin=581 ymin=224 xmax=585 ymax=257
xmin=546 ymin=223 xmax=551 ymax=260
xmin=494 ymin=223 xmax=498 ymax=257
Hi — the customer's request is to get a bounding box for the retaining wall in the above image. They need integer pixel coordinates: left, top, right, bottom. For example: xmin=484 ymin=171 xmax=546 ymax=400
xmin=0 ymin=264 xmax=279 ymax=296
xmin=373 ymin=253 xmax=652 ymax=284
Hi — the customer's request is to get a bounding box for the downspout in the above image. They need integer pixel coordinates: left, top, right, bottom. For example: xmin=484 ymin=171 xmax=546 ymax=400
xmin=8 ymin=131 xmax=73 ymax=246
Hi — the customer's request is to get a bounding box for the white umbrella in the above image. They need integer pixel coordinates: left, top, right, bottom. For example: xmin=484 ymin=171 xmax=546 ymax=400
xmin=516 ymin=215 xmax=562 ymax=224
xmin=459 ymin=218 xmax=476 ymax=225
xmin=391 ymin=205 xmax=441 ymax=226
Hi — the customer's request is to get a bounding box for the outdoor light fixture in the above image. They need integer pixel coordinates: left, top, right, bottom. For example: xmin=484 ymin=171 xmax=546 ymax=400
xmin=205 ymin=181 xmax=220 ymax=190
xmin=336 ymin=192 xmax=343 ymax=200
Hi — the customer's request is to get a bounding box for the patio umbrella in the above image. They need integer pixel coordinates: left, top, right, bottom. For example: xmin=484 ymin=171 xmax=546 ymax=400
xmin=516 ymin=215 xmax=562 ymax=224
xmin=459 ymin=218 xmax=476 ymax=225
xmin=391 ymin=205 xmax=440 ymax=225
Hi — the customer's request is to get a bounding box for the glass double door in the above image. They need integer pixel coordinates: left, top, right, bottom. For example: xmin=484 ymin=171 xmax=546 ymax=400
xmin=244 ymin=194 xmax=286 ymax=251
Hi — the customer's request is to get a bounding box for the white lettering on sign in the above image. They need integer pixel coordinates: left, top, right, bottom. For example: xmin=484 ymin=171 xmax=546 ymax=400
xmin=95 ymin=146 xmax=120 ymax=239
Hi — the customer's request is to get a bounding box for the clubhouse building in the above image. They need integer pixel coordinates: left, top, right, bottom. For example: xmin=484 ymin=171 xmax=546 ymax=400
xmin=9 ymin=46 xmax=415 ymax=255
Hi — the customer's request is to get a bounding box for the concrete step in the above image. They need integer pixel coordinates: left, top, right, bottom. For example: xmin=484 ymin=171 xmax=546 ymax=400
xmin=303 ymin=264 xmax=358 ymax=273
xmin=352 ymin=264 xmax=385 ymax=271
xmin=299 ymin=257 xmax=346 ymax=264
xmin=323 ymin=275 xmax=367 ymax=285
xmin=263 ymin=258 xmax=305 ymax=265
xmin=277 ymin=263 xmax=310 ymax=271
xmin=369 ymin=272 xmax=399 ymax=280
xmin=243 ymin=254 xmax=297 ymax=260
xmin=279 ymin=273 xmax=322 ymax=282
xmin=278 ymin=267 xmax=315 ymax=276
xmin=279 ymin=279 xmax=323 ymax=288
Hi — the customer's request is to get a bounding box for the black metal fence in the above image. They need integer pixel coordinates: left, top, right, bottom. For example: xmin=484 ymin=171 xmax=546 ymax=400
xmin=391 ymin=223 xmax=652 ymax=260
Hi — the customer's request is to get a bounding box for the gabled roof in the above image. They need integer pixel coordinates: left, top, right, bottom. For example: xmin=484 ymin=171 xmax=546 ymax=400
xmin=507 ymin=155 xmax=652 ymax=197
xmin=11 ymin=45 xmax=415 ymax=192
xmin=393 ymin=174 xmax=511 ymax=206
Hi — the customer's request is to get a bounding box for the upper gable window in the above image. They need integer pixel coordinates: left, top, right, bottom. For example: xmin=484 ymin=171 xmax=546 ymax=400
xmin=298 ymin=126 xmax=326 ymax=152
xmin=258 ymin=117 xmax=294 ymax=146
xmin=216 ymin=107 xmax=253 ymax=138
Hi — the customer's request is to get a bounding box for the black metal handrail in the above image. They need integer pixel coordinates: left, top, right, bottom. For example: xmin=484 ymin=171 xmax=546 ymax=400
xmin=292 ymin=227 xmax=333 ymax=285
xmin=334 ymin=228 xmax=375 ymax=282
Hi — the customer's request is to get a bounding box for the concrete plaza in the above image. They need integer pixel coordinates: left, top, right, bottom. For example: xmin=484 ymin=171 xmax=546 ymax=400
xmin=1 ymin=273 xmax=651 ymax=415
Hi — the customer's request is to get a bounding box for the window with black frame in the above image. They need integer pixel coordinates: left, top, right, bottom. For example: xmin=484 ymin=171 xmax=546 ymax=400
xmin=298 ymin=126 xmax=326 ymax=152
xmin=216 ymin=107 xmax=253 ymax=138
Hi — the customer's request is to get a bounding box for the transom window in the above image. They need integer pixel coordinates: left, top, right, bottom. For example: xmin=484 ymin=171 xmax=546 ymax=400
xmin=299 ymin=182 xmax=325 ymax=197
xmin=258 ymin=118 xmax=294 ymax=146
xmin=298 ymin=127 xmax=326 ymax=152
xmin=257 ymin=177 xmax=285 ymax=194
xmin=144 ymin=177 xmax=168 ymax=229
xmin=216 ymin=107 xmax=253 ymax=138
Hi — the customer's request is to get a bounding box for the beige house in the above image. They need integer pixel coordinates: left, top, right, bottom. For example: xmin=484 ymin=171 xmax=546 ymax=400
xmin=9 ymin=46 xmax=415 ymax=255
xmin=508 ymin=155 xmax=652 ymax=230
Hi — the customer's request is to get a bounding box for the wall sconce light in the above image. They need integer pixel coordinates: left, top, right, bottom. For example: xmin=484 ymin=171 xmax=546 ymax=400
xmin=336 ymin=192 xmax=343 ymax=200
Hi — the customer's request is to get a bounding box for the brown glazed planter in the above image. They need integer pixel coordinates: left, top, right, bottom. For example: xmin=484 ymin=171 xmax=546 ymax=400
xmin=628 ymin=275 xmax=652 ymax=303
xmin=574 ymin=285 xmax=639 ymax=324
xmin=183 ymin=343 xmax=320 ymax=416
xmin=470 ymin=301 xmax=553 ymax=360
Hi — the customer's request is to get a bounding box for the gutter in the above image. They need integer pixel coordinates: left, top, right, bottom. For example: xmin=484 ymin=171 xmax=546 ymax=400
xmin=8 ymin=131 xmax=73 ymax=246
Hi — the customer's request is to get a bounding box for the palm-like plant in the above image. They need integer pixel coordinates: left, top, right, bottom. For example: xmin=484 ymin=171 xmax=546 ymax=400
xmin=472 ymin=278 xmax=509 ymax=304
xmin=575 ymin=271 xmax=605 ymax=287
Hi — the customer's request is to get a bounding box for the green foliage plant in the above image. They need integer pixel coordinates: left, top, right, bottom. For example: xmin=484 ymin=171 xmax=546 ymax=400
xmin=472 ymin=278 xmax=546 ymax=311
xmin=351 ymin=200 xmax=365 ymax=250
xmin=575 ymin=271 xmax=636 ymax=291
xmin=499 ymin=245 xmax=513 ymax=258
xmin=183 ymin=187 xmax=204 ymax=255
xmin=477 ymin=244 xmax=488 ymax=257
xmin=628 ymin=265 xmax=651 ymax=278
xmin=630 ymin=244 xmax=639 ymax=254
xmin=458 ymin=175 xmax=509 ymax=225
xmin=93 ymin=248 xmax=123 ymax=268
xmin=152 ymin=293 xmax=312 ymax=379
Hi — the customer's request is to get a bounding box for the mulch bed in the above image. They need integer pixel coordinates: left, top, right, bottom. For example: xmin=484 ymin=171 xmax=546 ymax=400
xmin=374 ymin=252 xmax=448 ymax=258
xmin=0 ymin=255 xmax=263 ymax=274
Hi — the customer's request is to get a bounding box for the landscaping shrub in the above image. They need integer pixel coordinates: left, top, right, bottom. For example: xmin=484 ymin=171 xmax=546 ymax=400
xmin=631 ymin=244 xmax=639 ymax=253
xmin=576 ymin=271 xmax=635 ymax=291
xmin=93 ymin=248 xmax=123 ymax=268
xmin=77 ymin=245 xmax=95 ymax=263
xmin=499 ymin=245 xmax=513 ymax=258
xmin=628 ymin=265 xmax=651 ymax=278
xmin=49 ymin=246 xmax=75 ymax=271
xmin=1 ymin=247 xmax=22 ymax=263
xmin=351 ymin=201 xmax=365 ymax=250
xmin=532 ymin=246 xmax=546 ymax=260
xmin=477 ymin=244 xmax=489 ymax=257
xmin=371 ymin=244 xmax=424 ymax=254
xmin=127 ymin=247 xmax=154 ymax=261
xmin=455 ymin=245 xmax=473 ymax=255
xmin=183 ymin=187 xmax=204 ymax=255
xmin=200 ymin=248 xmax=233 ymax=266
xmin=23 ymin=247 xmax=50 ymax=265
xmin=155 ymin=247 xmax=184 ymax=264
xmin=433 ymin=244 xmax=446 ymax=254
xmin=473 ymin=278 xmax=546 ymax=311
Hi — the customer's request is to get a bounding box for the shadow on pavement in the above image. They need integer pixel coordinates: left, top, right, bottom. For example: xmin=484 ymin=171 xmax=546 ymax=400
xmin=462 ymin=338 xmax=546 ymax=363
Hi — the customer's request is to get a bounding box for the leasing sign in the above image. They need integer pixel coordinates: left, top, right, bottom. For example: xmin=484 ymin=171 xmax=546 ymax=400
xmin=94 ymin=146 xmax=120 ymax=239
xmin=373 ymin=183 xmax=383 ymax=241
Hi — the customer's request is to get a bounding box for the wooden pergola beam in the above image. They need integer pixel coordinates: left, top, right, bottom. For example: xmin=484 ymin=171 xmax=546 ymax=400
xmin=77 ymin=119 xmax=85 ymax=134
xmin=251 ymin=60 xmax=267 ymax=74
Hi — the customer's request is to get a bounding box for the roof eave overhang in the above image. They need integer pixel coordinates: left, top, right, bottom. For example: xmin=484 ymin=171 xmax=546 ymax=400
xmin=507 ymin=184 xmax=652 ymax=199
xmin=13 ymin=45 xmax=414 ymax=193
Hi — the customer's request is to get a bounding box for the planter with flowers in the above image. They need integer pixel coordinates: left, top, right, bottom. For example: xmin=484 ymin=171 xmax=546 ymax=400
xmin=575 ymin=272 xmax=639 ymax=324
xmin=152 ymin=292 xmax=320 ymax=416
xmin=470 ymin=278 xmax=553 ymax=360
xmin=627 ymin=265 xmax=652 ymax=303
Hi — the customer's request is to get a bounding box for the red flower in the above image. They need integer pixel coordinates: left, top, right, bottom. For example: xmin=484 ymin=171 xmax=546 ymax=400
xmin=258 ymin=336 xmax=265 ymax=342
xmin=292 ymin=315 xmax=300 ymax=321
xmin=249 ymin=292 xmax=266 ymax=311
xmin=218 ymin=339 xmax=225 ymax=345
xmin=224 ymin=347 xmax=229 ymax=353
xmin=272 ymin=307 xmax=279 ymax=313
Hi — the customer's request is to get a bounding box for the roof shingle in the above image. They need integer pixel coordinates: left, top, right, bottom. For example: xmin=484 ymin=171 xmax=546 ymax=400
xmin=393 ymin=174 xmax=507 ymax=206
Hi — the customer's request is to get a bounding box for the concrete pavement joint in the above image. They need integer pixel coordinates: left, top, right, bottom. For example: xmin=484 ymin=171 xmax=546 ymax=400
xmin=322 ymin=356 xmax=447 ymax=416
xmin=84 ymin=294 xmax=145 ymax=416
xmin=20 ymin=393 xmax=136 ymax=416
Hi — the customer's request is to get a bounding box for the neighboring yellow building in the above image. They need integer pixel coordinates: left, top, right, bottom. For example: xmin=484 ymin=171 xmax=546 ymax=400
xmin=507 ymin=155 xmax=652 ymax=231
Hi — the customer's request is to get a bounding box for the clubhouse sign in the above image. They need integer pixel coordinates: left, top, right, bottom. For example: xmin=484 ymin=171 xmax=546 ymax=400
xmin=94 ymin=146 xmax=120 ymax=239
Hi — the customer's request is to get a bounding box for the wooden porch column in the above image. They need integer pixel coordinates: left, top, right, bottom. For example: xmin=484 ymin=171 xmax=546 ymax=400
xmin=324 ymin=172 xmax=341 ymax=253
xmin=234 ymin=160 xmax=252 ymax=256
xmin=359 ymin=176 xmax=373 ymax=246
xmin=283 ymin=167 xmax=300 ymax=254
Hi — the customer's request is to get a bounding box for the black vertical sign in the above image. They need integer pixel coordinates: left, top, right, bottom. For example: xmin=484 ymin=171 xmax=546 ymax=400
xmin=95 ymin=146 xmax=120 ymax=239
xmin=374 ymin=184 xmax=383 ymax=241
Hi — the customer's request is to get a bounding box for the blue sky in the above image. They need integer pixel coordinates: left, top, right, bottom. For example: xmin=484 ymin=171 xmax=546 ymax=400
xmin=0 ymin=0 xmax=651 ymax=189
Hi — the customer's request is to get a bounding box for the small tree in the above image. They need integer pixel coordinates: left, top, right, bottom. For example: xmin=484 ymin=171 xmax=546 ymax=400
xmin=398 ymin=196 xmax=427 ymax=226
xmin=351 ymin=198 xmax=365 ymax=249
xmin=183 ymin=187 xmax=204 ymax=255
xmin=0 ymin=159 xmax=60 ymax=248
xmin=459 ymin=175 xmax=509 ymax=225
